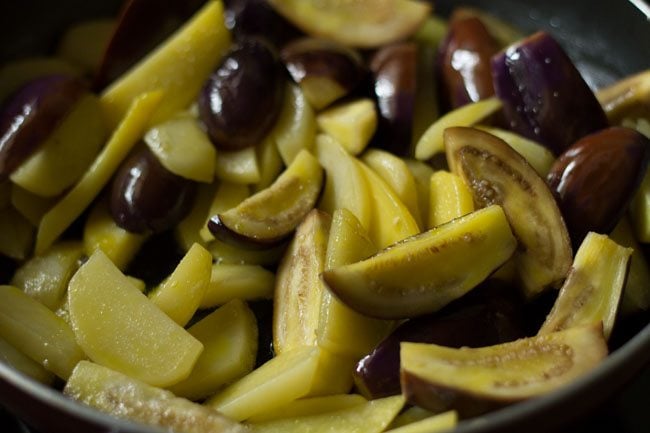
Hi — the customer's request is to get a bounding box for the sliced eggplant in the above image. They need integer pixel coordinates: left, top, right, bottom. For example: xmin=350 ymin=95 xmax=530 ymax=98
xmin=266 ymin=0 xmax=430 ymax=48
xmin=322 ymin=205 xmax=517 ymax=319
xmin=438 ymin=11 xmax=500 ymax=109
xmin=282 ymin=38 xmax=366 ymax=111
xmin=273 ymin=209 xmax=330 ymax=355
xmin=547 ymin=127 xmax=650 ymax=245
xmin=491 ymin=31 xmax=608 ymax=155
xmin=354 ymin=281 xmax=524 ymax=399
xmin=596 ymin=69 xmax=650 ymax=124
xmin=401 ymin=324 xmax=607 ymax=417
xmin=209 ymin=150 xmax=322 ymax=249
xmin=445 ymin=127 xmax=572 ymax=298
xmin=539 ymin=232 xmax=631 ymax=340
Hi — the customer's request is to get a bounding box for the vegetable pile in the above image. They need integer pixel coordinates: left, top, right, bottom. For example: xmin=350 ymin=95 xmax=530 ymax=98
xmin=0 ymin=1 xmax=649 ymax=432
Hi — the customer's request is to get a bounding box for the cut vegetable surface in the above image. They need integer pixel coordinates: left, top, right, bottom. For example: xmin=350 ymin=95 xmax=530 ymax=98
xmin=322 ymin=205 xmax=517 ymax=319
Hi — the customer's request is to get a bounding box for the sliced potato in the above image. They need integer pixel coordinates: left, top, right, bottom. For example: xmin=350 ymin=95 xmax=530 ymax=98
xmin=0 ymin=207 xmax=34 ymax=260
xmin=248 ymin=394 xmax=367 ymax=423
xmin=0 ymin=285 xmax=85 ymax=380
xmin=56 ymin=19 xmax=115 ymax=74
xmin=405 ymin=159 xmax=435 ymax=226
xmin=255 ymin=135 xmax=285 ymax=192
xmin=200 ymin=182 xmax=250 ymax=243
xmin=0 ymin=336 xmax=55 ymax=384
xmin=10 ymin=185 xmax=56 ymax=226
xmin=206 ymin=346 xmax=323 ymax=421
xmin=201 ymin=263 xmax=275 ymax=308
xmin=68 ymin=251 xmax=203 ymax=387
xmin=144 ymin=114 xmax=217 ymax=182
xmin=611 ymin=219 xmax=650 ymax=313
xmin=64 ymin=361 xmax=245 ymax=433
xmin=149 ymin=243 xmax=212 ymax=326
xmin=101 ymin=0 xmax=230 ymax=128
xmin=274 ymin=84 xmax=316 ymax=165
xmin=249 ymin=395 xmax=405 ymax=433
xmin=169 ymin=300 xmax=258 ymax=401
xmin=428 ymin=170 xmax=474 ymax=229
xmin=317 ymin=99 xmax=377 ymax=155
xmin=214 ymin=147 xmax=261 ymax=185
xmin=315 ymin=134 xmax=371 ymax=230
xmin=175 ymin=182 xmax=218 ymax=250
xmin=385 ymin=411 xmax=457 ymax=433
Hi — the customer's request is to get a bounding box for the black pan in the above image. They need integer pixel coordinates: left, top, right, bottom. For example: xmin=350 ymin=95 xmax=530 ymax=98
xmin=0 ymin=1 xmax=649 ymax=433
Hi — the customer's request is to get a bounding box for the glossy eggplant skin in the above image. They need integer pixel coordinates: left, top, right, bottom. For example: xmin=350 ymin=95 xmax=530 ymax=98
xmin=354 ymin=283 xmax=524 ymax=399
xmin=198 ymin=37 xmax=285 ymax=151
xmin=109 ymin=147 xmax=197 ymax=234
xmin=370 ymin=42 xmax=418 ymax=156
xmin=94 ymin=0 xmax=205 ymax=89
xmin=224 ymin=0 xmax=301 ymax=46
xmin=492 ymin=32 xmax=608 ymax=155
xmin=438 ymin=11 xmax=500 ymax=109
xmin=0 ymin=75 xmax=86 ymax=179
xmin=547 ymin=127 xmax=650 ymax=245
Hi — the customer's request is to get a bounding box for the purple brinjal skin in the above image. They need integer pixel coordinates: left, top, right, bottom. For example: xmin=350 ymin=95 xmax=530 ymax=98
xmin=224 ymin=0 xmax=301 ymax=47
xmin=370 ymin=42 xmax=418 ymax=156
xmin=198 ymin=37 xmax=285 ymax=151
xmin=492 ymin=31 xmax=609 ymax=155
xmin=547 ymin=127 xmax=650 ymax=246
xmin=110 ymin=147 xmax=197 ymax=234
xmin=438 ymin=12 xmax=500 ymax=109
xmin=354 ymin=282 xmax=524 ymax=398
xmin=0 ymin=74 xmax=86 ymax=179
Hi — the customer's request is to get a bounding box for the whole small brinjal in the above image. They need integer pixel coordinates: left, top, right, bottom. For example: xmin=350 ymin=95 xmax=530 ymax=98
xmin=370 ymin=42 xmax=418 ymax=156
xmin=547 ymin=127 xmax=650 ymax=245
xmin=110 ymin=147 xmax=197 ymax=234
xmin=354 ymin=282 xmax=524 ymax=399
xmin=0 ymin=74 xmax=86 ymax=179
xmin=94 ymin=0 xmax=205 ymax=89
xmin=281 ymin=37 xmax=366 ymax=110
xmin=224 ymin=0 xmax=301 ymax=47
xmin=492 ymin=31 xmax=609 ymax=155
xmin=438 ymin=11 xmax=500 ymax=109
xmin=199 ymin=37 xmax=285 ymax=151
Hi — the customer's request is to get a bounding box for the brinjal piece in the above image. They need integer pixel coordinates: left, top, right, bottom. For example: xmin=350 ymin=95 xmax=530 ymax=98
xmin=438 ymin=11 xmax=500 ymax=109
xmin=370 ymin=42 xmax=418 ymax=156
xmin=0 ymin=75 xmax=86 ymax=179
xmin=266 ymin=0 xmax=430 ymax=48
xmin=445 ymin=127 xmax=572 ymax=298
xmin=208 ymin=149 xmax=323 ymax=249
xmin=282 ymin=38 xmax=366 ymax=111
xmin=492 ymin=32 xmax=608 ymax=155
xmin=354 ymin=282 xmax=524 ymax=399
xmin=94 ymin=0 xmax=205 ymax=89
xmin=199 ymin=37 xmax=285 ymax=151
xmin=224 ymin=0 xmax=301 ymax=46
xmin=322 ymin=205 xmax=517 ymax=319
xmin=401 ymin=324 xmax=607 ymax=417
xmin=110 ymin=147 xmax=197 ymax=234
xmin=596 ymin=69 xmax=650 ymax=124
xmin=547 ymin=127 xmax=650 ymax=245
xmin=539 ymin=232 xmax=631 ymax=340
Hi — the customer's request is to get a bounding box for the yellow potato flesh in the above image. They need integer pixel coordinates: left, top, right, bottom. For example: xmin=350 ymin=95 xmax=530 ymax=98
xmin=10 ymin=185 xmax=56 ymax=226
xmin=10 ymin=94 xmax=107 ymax=197
xmin=0 ymin=337 xmax=55 ymax=385
xmin=169 ymin=299 xmax=258 ymax=401
xmin=149 ymin=243 xmax=212 ymax=326
xmin=317 ymin=98 xmax=377 ymax=155
xmin=385 ymin=411 xmax=457 ymax=433
xmin=206 ymin=346 xmax=322 ymax=421
xmin=36 ymin=90 xmax=162 ymax=254
xmin=101 ymin=0 xmax=230 ymax=128
xmin=0 ymin=207 xmax=34 ymax=260
xmin=428 ymin=170 xmax=475 ymax=229
xmin=316 ymin=134 xmax=372 ymax=230
xmin=248 ymin=394 xmax=367 ymax=423
xmin=200 ymin=181 xmax=250 ymax=243
xmin=144 ymin=114 xmax=217 ymax=182
xmin=274 ymin=84 xmax=316 ymax=165
xmin=68 ymin=251 xmax=203 ymax=387
xmin=214 ymin=147 xmax=261 ymax=184
xmin=249 ymin=395 xmax=405 ymax=433
xmin=201 ymin=263 xmax=275 ymax=308
xmin=0 ymin=285 xmax=85 ymax=380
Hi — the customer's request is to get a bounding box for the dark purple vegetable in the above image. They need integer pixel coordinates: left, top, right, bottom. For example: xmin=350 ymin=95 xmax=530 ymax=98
xmin=0 ymin=75 xmax=86 ymax=179
xmin=94 ymin=0 xmax=205 ymax=89
xmin=224 ymin=0 xmax=301 ymax=47
xmin=438 ymin=11 xmax=499 ymax=109
xmin=281 ymin=37 xmax=366 ymax=110
xmin=491 ymin=31 xmax=609 ymax=155
xmin=547 ymin=127 xmax=650 ymax=245
xmin=110 ymin=147 xmax=197 ymax=234
xmin=354 ymin=282 xmax=524 ymax=398
xmin=370 ymin=42 xmax=418 ymax=156
xmin=199 ymin=37 xmax=285 ymax=151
